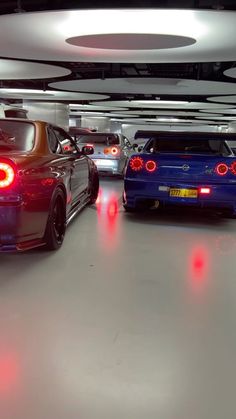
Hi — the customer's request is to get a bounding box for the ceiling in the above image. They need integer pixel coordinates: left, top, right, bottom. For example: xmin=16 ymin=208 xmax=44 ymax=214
xmin=1 ymin=0 xmax=236 ymax=127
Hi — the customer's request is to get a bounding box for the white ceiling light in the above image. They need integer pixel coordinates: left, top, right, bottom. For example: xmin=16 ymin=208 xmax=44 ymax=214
xmin=69 ymin=111 xmax=139 ymax=118
xmin=0 ymin=88 xmax=109 ymax=101
xmin=114 ymin=110 xmax=223 ymax=117
xmin=69 ymin=104 xmax=127 ymax=111
xmin=156 ymin=117 xmax=181 ymax=122
xmin=0 ymin=9 xmax=235 ymax=63
xmin=50 ymin=78 xmax=236 ymax=96
xmin=0 ymin=58 xmax=71 ymax=79
xmin=90 ymin=100 xmax=233 ymax=110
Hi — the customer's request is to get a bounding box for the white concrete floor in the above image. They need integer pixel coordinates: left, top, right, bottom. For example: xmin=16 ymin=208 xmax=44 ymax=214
xmin=1 ymin=178 xmax=236 ymax=418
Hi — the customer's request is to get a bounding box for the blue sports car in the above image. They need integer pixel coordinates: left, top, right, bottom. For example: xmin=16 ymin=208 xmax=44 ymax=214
xmin=123 ymin=131 xmax=236 ymax=215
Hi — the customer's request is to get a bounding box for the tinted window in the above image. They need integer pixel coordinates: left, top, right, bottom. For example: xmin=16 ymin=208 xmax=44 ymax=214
xmin=77 ymin=134 xmax=119 ymax=145
xmin=0 ymin=120 xmax=35 ymax=152
xmin=145 ymin=137 xmax=230 ymax=155
xmin=47 ymin=128 xmax=63 ymax=154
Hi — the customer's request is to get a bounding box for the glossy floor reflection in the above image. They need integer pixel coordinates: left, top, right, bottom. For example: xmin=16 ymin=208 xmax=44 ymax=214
xmin=1 ymin=178 xmax=236 ymax=418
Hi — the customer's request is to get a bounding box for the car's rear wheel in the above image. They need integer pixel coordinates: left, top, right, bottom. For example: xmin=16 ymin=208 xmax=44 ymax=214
xmin=88 ymin=171 xmax=99 ymax=204
xmin=124 ymin=206 xmax=135 ymax=212
xmin=44 ymin=189 xmax=66 ymax=250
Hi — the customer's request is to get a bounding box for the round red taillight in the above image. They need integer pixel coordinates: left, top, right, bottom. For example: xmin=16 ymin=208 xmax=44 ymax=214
xmin=111 ymin=147 xmax=118 ymax=156
xmin=216 ymin=163 xmax=228 ymax=176
xmin=0 ymin=162 xmax=15 ymax=188
xmin=129 ymin=157 xmax=144 ymax=171
xmin=145 ymin=160 xmax=157 ymax=172
xmin=230 ymin=161 xmax=236 ymax=175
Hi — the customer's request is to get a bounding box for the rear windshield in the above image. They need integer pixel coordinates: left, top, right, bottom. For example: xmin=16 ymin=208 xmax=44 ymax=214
xmin=0 ymin=120 xmax=35 ymax=152
xmin=144 ymin=137 xmax=231 ymax=155
xmin=76 ymin=134 xmax=119 ymax=145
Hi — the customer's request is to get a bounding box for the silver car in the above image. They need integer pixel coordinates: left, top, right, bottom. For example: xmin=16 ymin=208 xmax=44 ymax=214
xmin=75 ymin=132 xmax=134 ymax=176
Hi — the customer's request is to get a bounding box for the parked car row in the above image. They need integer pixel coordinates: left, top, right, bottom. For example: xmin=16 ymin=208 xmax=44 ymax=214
xmin=1 ymin=118 xmax=236 ymax=252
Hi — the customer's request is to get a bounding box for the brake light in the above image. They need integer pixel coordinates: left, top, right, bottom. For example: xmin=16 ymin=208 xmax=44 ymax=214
xmin=104 ymin=146 xmax=119 ymax=156
xmin=216 ymin=163 xmax=228 ymax=176
xmin=129 ymin=156 xmax=144 ymax=171
xmin=230 ymin=161 xmax=236 ymax=175
xmin=0 ymin=162 xmax=15 ymax=189
xmin=63 ymin=145 xmax=71 ymax=152
xmin=145 ymin=160 xmax=157 ymax=172
xmin=200 ymin=187 xmax=211 ymax=194
xmin=111 ymin=147 xmax=119 ymax=156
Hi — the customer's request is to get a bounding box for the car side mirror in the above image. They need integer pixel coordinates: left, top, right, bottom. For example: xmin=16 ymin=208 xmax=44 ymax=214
xmin=132 ymin=143 xmax=138 ymax=150
xmin=82 ymin=145 xmax=94 ymax=155
xmin=138 ymin=146 xmax=143 ymax=152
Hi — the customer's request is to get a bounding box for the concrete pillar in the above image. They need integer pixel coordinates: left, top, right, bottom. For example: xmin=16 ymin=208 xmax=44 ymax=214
xmin=228 ymin=123 xmax=236 ymax=133
xmin=23 ymin=101 xmax=69 ymax=131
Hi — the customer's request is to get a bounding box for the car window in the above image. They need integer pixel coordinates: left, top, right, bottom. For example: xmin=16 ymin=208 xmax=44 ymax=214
xmin=77 ymin=134 xmax=119 ymax=145
xmin=47 ymin=128 xmax=63 ymax=154
xmin=52 ymin=127 xmax=77 ymax=154
xmin=0 ymin=120 xmax=35 ymax=152
xmin=145 ymin=137 xmax=231 ymax=155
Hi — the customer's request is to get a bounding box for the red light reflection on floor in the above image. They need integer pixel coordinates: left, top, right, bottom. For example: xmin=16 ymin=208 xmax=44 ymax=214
xmin=188 ymin=246 xmax=210 ymax=295
xmin=96 ymin=187 xmax=120 ymax=250
xmin=0 ymin=353 xmax=19 ymax=396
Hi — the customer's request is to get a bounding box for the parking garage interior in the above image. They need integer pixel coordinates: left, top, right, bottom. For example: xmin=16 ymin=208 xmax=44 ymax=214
xmin=1 ymin=1 xmax=236 ymax=418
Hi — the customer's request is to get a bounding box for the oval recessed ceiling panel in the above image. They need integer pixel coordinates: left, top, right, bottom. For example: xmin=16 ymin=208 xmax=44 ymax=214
xmin=49 ymin=78 xmax=236 ymax=95
xmin=207 ymin=96 xmax=236 ymax=104
xmin=90 ymin=100 xmax=233 ymax=110
xmin=223 ymin=67 xmax=236 ymax=78
xmin=0 ymin=58 xmax=71 ymax=79
xmin=66 ymin=33 xmax=195 ymax=50
xmin=0 ymin=89 xmax=109 ymax=101
xmin=0 ymin=9 xmax=235 ymax=62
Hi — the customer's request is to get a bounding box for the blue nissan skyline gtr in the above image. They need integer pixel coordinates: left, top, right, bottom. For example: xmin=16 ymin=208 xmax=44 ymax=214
xmin=123 ymin=131 xmax=236 ymax=215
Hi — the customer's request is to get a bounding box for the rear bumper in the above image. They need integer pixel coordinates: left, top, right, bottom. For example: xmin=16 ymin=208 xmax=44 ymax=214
xmin=92 ymin=158 xmax=121 ymax=175
xmin=0 ymin=198 xmax=48 ymax=252
xmin=124 ymin=178 xmax=236 ymax=212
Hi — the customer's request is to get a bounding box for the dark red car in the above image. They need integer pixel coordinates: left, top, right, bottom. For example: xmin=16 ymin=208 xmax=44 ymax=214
xmin=0 ymin=118 xmax=99 ymax=251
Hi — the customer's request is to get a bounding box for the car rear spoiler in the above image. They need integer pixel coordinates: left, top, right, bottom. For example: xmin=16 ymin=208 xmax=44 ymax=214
xmin=134 ymin=130 xmax=236 ymax=141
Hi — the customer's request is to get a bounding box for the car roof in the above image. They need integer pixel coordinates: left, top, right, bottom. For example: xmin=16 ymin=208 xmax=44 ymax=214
xmin=0 ymin=117 xmax=46 ymax=125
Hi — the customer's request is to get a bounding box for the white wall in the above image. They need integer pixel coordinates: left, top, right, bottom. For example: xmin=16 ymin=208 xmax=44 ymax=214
xmin=23 ymin=102 xmax=69 ymax=130
xmin=81 ymin=117 xmax=110 ymax=132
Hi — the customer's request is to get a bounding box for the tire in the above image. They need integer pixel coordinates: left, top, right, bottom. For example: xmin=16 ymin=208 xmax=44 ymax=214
xmin=44 ymin=189 xmax=66 ymax=250
xmin=88 ymin=171 xmax=99 ymax=204
xmin=123 ymin=205 xmax=139 ymax=213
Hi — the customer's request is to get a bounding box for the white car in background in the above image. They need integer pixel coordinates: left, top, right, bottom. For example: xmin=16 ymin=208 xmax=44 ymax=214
xmin=75 ymin=132 xmax=135 ymax=176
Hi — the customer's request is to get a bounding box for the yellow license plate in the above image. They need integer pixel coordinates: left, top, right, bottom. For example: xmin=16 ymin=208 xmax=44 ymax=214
xmin=169 ymin=188 xmax=198 ymax=198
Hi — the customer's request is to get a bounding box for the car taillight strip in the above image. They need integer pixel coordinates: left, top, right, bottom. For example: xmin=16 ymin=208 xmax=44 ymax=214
xmin=104 ymin=146 xmax=119 ymax=156
xmin=130 ymin=157 xmax=158 ymax=172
